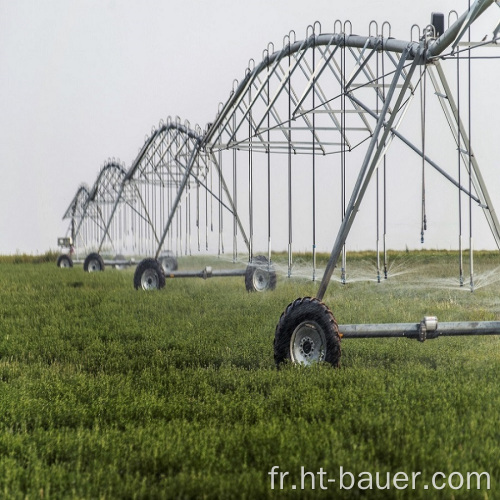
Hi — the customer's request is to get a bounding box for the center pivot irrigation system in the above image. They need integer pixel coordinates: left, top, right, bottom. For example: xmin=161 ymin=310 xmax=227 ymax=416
xmin=59 ymin=0 xmax=500 ymax=365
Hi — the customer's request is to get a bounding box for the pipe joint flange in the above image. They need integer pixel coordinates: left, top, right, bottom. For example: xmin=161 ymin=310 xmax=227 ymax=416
xmin=419 ymin=315 xmax=438 ymax=342
xmin=418 ymin=319 xmax=426 ymax=342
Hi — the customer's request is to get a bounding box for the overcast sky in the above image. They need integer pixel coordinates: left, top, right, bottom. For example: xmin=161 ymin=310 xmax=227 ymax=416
xmin=1 ymin=0 xmax=499 ymax=255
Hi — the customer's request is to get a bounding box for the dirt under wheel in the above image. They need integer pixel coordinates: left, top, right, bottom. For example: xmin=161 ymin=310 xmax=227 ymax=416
xmin=56 ymin=254 xmax=73 ymax=268
xmin=274 ymin=297 xmax=341 ymax=368
xmin=245 ymin=255 xmax=277 ymax=292
xmin=83 ymin=253 xmax=105 ymax=272
xmin=134 ymin=258 xmax=166 ymax=290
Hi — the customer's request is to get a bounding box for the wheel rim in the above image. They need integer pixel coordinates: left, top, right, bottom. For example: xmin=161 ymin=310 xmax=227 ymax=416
xmin=88 ymin=259 xmax=101 ymax=272
xmin=160 ymin=258 xmax=172 ymax=273
xmin=253 ymin=268 xmax=269 ymax=291
xmin=290 ymin=320 xmax=326 ymax=365
xmin=59 ymin=258 xmax=70 ymax=268
xmin=141 ymin=268 xmax=159 ymax=290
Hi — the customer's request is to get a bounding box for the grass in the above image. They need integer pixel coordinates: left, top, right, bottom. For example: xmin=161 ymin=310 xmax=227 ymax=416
xmin=0 ymin=251 xmax=499 ymax=498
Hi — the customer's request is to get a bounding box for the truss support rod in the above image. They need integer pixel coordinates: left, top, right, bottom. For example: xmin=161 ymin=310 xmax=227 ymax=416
xmin=171 ymin=155 xmax=236 ymax=216
xmin=292 ymin=40 xmax=340 ymax=116
xmin=96 ymin=133 xmax=162 ymax=253
xmin=317 ymin=46 xmax=418 ymax=301
xmin=154 ymin=143 xmax=201 ymax=260
xmin=133 ymin=187 xmax=160 ymax=247
xmin=187 ymin=169 xmax=235 ymax=216
xmin=249 ymin=38 xmax=312 ymax=141
xmin=207 ymin=152 xmax=250 ymax=254
xmin=349 ymin=95 xmax=481 ymax=204
xmin=345 ymin=40 xmax=380 ymax=90
xmin=66 ymin=187 xmax=95 ymax=252
xmin=97 ymin=183 xmax=126 ymax=253
xmin=73 ymin=204 xmax=91 ymax=251
xmin=432 ymin=60 xmax=500 ymax=250
xmin=96 ymin=205 xmax=115 ymax=253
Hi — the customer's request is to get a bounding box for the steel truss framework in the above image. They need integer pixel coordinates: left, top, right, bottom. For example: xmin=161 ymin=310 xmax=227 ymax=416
xmin=62 ymin=184 xmax=90 ymax=257
xmin=71 ymin=118 xmax=248 ymax=260
xmin=63 ymin=161 xmax=127 ymax=259
xmin=63 ymin=0 xmax=500 ymax=293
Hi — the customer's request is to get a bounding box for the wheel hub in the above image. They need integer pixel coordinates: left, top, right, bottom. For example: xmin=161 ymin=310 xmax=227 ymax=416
xmin=161 ymin=257 xmax=176 ymax=273
xmin=300 ymin=337 xmax=314 ymax=356
xmin=253 ymin=269 xmax=269 ymax=291
xmin=88 ymin=259 xmax=100 ymax=272
xmin=290 ymin=321 xmax=326 ymax=365
xmin=141 ymin=269 xmax=159 ymax=290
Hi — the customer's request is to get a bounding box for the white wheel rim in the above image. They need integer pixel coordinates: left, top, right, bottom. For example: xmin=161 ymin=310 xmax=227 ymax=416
xmin=59 ymin=259 xmax=70 ymax=268
xmin=253 ymin=268 xmax=269 ymax=291
xmin=290 ymin=321 xmax=326 ymax=365
xmin=88 ymin=259 xmax=101 ymax=272
xmin=160 ymin=258 xmax=172 ymax=273
xmin=141 ymin=268 xmax=159 ymax=290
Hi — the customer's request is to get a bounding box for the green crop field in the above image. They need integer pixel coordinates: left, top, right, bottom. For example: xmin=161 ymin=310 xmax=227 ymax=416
xmin=0 ymin=251 xmax=499 ymax=499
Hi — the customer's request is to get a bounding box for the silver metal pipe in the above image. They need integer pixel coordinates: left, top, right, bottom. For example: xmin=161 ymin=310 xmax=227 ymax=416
xmin=203 ymin=35 xmax=421 ymax=148
xmin=163 ymin=268 xmax=247 ymax=279
xmin=427 ymin=0 xmax=496 ymax=58
xmin=339 ymin=320 xmax=500 ymax=339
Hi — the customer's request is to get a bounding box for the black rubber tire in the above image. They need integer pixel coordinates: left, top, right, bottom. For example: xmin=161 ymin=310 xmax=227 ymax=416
xmin=83 ymin=253 xmax=105 ymax=272
xmin=134 ymin=258 xmax=166 ymax=290
xmin=274 ymin=297 xmax=341 ymax=368
xmin=245 ymin=255 xmax=277 ymax=292
xmin=159 ymin=255 xmax=178 ymax=273
xmin=56 ymin=254 xmax=73 ymax=268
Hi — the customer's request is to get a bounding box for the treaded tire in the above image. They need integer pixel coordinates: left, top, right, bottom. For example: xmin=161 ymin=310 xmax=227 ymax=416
xmin=83 ymin=253 xmax=105 ymax=272
xmin=134 ymin=258 xmax=166 ymax=290
xmin=274 ymin=297 xmax=341 ymax=368
xmin=245 ymin=255 xmax=277 ymax=292
xmin=159 ymin=255 xmax=178 ymax=273
xmin=57 ymin=254 xmax=73 ymax=268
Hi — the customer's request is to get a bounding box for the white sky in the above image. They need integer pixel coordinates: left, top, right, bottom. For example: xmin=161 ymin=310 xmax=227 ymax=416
xmin=1 ymin=0 xmax=499 ymax=255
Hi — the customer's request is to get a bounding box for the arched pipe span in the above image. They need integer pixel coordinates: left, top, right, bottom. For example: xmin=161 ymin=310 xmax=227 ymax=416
xmin=203 ymin=0 xmax=497 ymax=149
xmin=88 ymin=161 xmax=127 ymax=202
xmin=62 ymin=184 xmax=91 ymax=220
xmin=97 ymin=120 xmax=209 ymax=256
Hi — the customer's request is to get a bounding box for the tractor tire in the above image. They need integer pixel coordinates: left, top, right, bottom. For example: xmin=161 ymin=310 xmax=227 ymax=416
xmin=274 ymin=297 xmax=341 ymax=368
xmin=56 ymin=254 xmax=73 ymax=268
xmin=83 ymin=253 xmax=105 ymax=272
xmin=245 ymin=255 xmax=277 ymax=292
xmin=134 ymin=258 xmax=165 ymax=290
